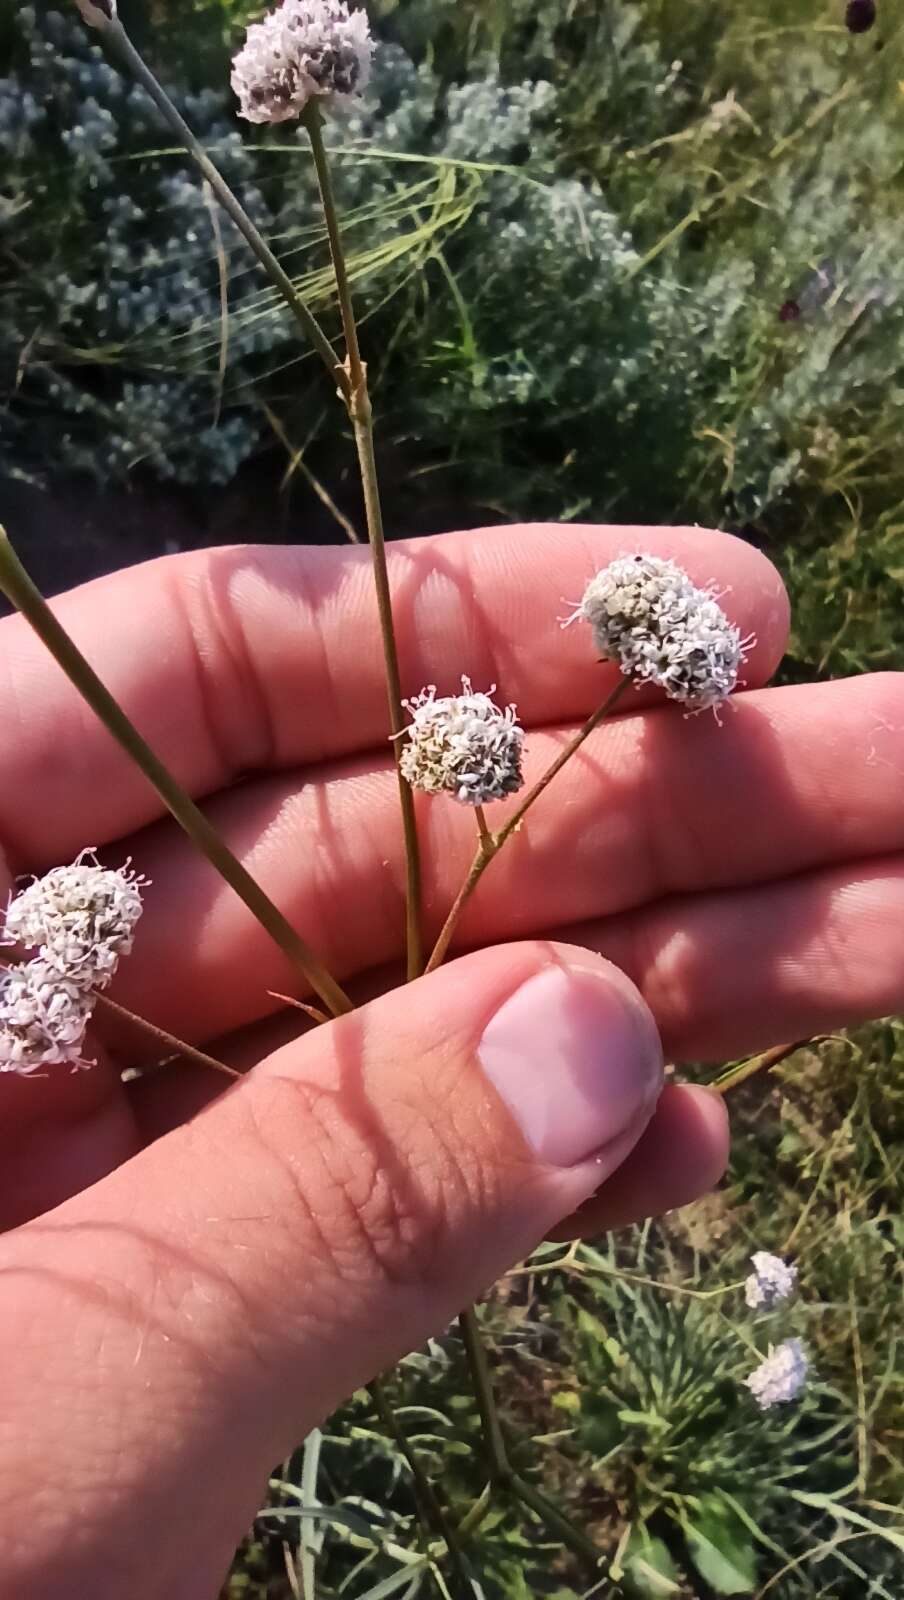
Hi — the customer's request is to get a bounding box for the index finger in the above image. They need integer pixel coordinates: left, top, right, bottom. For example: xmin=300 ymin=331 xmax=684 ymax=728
xmin=0 ymin=522 xmax=788 ymax=866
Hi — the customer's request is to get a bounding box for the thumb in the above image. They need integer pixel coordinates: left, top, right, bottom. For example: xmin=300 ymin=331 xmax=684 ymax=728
xmin=0 ymin=940 xmax=662 ymax=1598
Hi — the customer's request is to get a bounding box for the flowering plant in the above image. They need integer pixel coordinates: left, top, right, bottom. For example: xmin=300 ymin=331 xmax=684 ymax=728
xmin=0 ymin=3 xmax=866 ymax=1592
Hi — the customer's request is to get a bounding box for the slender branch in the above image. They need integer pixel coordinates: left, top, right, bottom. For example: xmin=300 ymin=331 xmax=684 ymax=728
xmin=458 ymin=1308 xmax=511 ymax=1479
xmin=474 ymin=806 xmax=492 ymax=850
xmin=93 ymin=992 xmax=240 ymax=1079
xmin=301 ymin=105 xmax=364 ymax=385
xmin=425 ymin=840 xmax=493 ymax=976
xmin=709 ymin=1039 xmax=808 ymax=1097
xmin=426 ymin=679 xmax=628 ymax=972
xmin=496 ymin=678 xmax=629 ymax=851
xmin=303 ymin=105 xmax=423 ymax=979
xmin=457 ymin=1309 xmax=601 ymax=1566
xmin=99 ymin=15 xmax=348 ymax=399
xmin=0 ymin=529 xmax=353 ymax=1019
xmin=369 ymin=1376 xmax=471 ymax=1591
xmin=508 ymin=1473 xmax=602 ymax=1566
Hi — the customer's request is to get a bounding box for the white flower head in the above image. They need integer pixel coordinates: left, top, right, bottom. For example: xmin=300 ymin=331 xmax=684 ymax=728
xmin=231 ymin=0 xmax=374 ymax=125
xmin=568 ymin=553 xmax=752 ymax=714
xmin=4 ymin=852 xmax=147 ymax=992
xmin=0 ymin=959 xmax=95 ymax=1075
xmin=399 ymin=678 xmax=525 ymax=806
xmin=744 ymin=1251 xmax=798 ymax=1311
xmin=744 ymin=1339 xmax=808 ymax=1409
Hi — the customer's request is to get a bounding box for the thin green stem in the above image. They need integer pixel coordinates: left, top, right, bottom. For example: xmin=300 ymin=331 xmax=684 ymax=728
xmin=426 ymin=679 xmax=628 ymax=972
xmin=93 ymin=992 xmax=240 ymax=1080
xmin=458 ymin=1308 xmax=511 ymax=1478
xmin=101 ymin=17 xmax=348 ymax=399
xmin=710 ymin=1039 xmax=807 ymax=1097
xmin=369 ymin=1377 xmax=470 ymax=1590
xmin=457 ymin=1309 xmax=601 ymax=1566
xmin=0 ymin=529 xmax=353 ymax=1019
xmin=303 ymin=105 xmax=423 ymax=979
xmin=302 ymin=104 xmax=364 ymax=384
xmin=508 ymin=1473 xmax=602 ymax=1566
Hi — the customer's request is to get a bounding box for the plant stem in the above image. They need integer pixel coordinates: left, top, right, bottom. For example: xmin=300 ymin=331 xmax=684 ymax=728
xmin=426 ymin=679 xmax=628 ymax=972
xmin=93 ymin=992 xmax=240 ymax=1079
xmin=0 ymin=529 xmax=353 ymax=1019
xmin=710 ymin=1039 xmax=807 ymax=1096
xmin=101 ymin=16 xmax=348 ymax=399
xmin=457 ymin=1309 xmax=601 ymax=1566
xmin=369 ymin=1376 xmax=470 ymax=1590
xmin=303 ymin=105 xmax=423 ymax=979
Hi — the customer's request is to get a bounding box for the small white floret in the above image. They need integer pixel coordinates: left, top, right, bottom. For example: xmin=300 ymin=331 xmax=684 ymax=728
xmin=744 ymin=1251 xmax=798 ymax=1311
xmin=744 ymin=1339 xmax=808 ymax=1409
xmin=399 ymin=678 xmax=524 ymax=807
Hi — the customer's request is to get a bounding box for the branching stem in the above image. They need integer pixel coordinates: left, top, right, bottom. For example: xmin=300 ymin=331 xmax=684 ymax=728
xmin=103 ymin=17 xmax=348 ymax=397
xmin=0 ymin=530 xmax=353 ymax=1019
xmin=427 ymin=679 xmax=628 ymax=972
xmin=458 ymin=1308 xmax=602 ymax=1566
xmin=710 ymin=1039 xmax=808 ymax=1096
xmin=93 ymin=992 xmax=240 ymax=1079
xmin=303 ymin=105 xmax=423 ymax=979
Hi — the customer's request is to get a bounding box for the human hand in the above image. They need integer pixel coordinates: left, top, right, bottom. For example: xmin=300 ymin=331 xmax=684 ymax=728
xmin=1 ymin=522 xmax=901 ymax=1598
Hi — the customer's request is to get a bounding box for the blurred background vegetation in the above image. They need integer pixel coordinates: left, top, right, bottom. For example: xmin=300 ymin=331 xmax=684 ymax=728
xmin=1 ymin=2 xmax=902 ymax=1595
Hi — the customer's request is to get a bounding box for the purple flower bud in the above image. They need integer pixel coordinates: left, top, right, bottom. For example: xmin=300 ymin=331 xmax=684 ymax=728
xmin=845 ymin=0 xmax=877 ymax=33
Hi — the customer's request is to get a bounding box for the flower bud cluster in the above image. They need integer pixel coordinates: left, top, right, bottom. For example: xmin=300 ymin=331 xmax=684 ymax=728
xmin=232 ymin=0 xmax=373 ymax=125
xmin=744 ymin=1251 xmax=798 ymax=1311
xmin=1 ymin=854 xmax=146 ymax=1074
xmin=574 ymin=553 xmax=750 ymax=713
xmin=744 ymin=1339 xmax=809 ymax=1409
xmin=0 ymin=962 xmax=95 ymax=1075
xmin=399 ymin=679 xmax=524 ymax=807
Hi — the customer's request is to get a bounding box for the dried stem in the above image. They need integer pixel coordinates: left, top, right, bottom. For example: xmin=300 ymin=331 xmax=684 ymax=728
xmin=0 ymin=529 xmax=352 ymax=1019
xmin=426 ymin=679 xmax=628 ymax=972
xmin=303 ymin=104 xmax=423 ymax=979
xmin=710 ymin=1039 xmax=808 ymax=1096
xmin=99 ymin=15 xmax=348 ymax=399
xmin=93 ymin=992 xmax=240 ymax=1079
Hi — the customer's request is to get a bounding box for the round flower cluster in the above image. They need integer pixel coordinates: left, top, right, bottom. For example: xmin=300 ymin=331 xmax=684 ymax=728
xmin=0 ymin=962 xmax=94 ymax=1075
xmin=231 ymin=0 xmax=374 ymax=125
xmin=399 ymin=679 xmax=525 ymax=807
xmin=744 ymin=1338 xmax=808 ymax=1409
xmin=572 ymin=554 xmax=751 ymax=713
xmin=744 ymin=1251 xmax=798 ymax=1311
xmin=1 ymin=854 xmax=146 ymax=1075
xmin=5 ymin=853 xmax=146 ymax=989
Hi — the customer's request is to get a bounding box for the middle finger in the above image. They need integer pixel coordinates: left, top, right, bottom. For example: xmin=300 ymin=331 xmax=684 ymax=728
xmin=103 ymin=673 xmax=904 ymax=1046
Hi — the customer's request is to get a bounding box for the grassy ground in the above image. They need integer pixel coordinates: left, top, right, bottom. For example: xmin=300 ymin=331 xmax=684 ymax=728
xmin=224 ymin=1033 xmax=903 ymax=1600
xmin=1 ymin=3 xmax=902 ymax=1594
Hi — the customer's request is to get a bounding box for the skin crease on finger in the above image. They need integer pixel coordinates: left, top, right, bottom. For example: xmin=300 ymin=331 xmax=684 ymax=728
xmin=94 ymin=673 xmax=904 ymax=1050
xmin=0 ymin=522 xmax=789 ymax=867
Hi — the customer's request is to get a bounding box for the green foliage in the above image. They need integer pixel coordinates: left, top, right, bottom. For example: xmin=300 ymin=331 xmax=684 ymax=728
xmin=4 ymin=0 xmax=904 ymax=673
xmin=222 ymin=1021 xmax=903 ymax=1598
